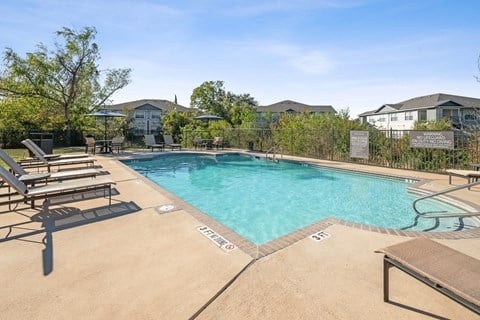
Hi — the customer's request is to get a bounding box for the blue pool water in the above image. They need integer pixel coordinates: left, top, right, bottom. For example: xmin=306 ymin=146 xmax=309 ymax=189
xmin=123 ymin=153 xmax=479 ymax=245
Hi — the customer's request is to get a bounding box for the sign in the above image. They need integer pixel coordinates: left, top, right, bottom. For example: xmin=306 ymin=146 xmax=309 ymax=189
xmin=197 ymin=226 xmax=236 ymax=252
xmin=310 ymin=231 xmax=331 ymax=242
xmin=350 ymin=130 xmax=369 ymax=159
xmin=409 ymin=131 xmax=454 ymax=150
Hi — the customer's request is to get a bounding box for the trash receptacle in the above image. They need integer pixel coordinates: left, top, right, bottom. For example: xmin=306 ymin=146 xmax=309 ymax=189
xmin=29 ymin=132 xmax=54 ymax=155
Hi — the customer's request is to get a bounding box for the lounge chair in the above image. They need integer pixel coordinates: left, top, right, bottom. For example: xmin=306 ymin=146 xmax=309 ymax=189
xmin=111 ymin=136 xmax=125 ymax=153
xmin=212 ymin=136 xmax=224 ymax=150
xmin=21 ymin=140 xmax=95 ymax=172
xmin=446 ymin=169 xmax=480 ymax=189
xmin=0 ymin=148 xmax=98 ymax=184
xmin=0 ymin=165 xmax=115 ymax=209
xmin=144 ymin=134 xmax=164 ymax=151
xmin=376 ymin=238 xmax=480 ymax=315
xmin=163 ymin=134 xmax=182 ymax=150
xmin=23 ymin=138 xmax=89 ymax=160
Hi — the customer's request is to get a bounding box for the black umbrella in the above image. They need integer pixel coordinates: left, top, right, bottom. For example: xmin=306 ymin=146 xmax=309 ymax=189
xmin=87 ymin=109 xmax=126 ymax=141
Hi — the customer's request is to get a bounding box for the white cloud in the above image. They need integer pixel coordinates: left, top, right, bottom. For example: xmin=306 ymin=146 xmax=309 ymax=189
xmin=260 ymin=43 xmax=334 ymax=75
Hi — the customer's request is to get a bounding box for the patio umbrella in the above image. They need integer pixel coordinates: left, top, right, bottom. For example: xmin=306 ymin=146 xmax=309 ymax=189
xmin=194 ymin=114 xmax=223 ymax=121
xmin=87 ymin=109 xmax=126 ymax=141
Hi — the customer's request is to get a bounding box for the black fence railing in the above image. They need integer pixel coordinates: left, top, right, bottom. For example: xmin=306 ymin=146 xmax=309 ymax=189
xmin=2 ymin=127 xmax=479 ymax=173
xmin=181 ymin=128 xmax=480 ymax=173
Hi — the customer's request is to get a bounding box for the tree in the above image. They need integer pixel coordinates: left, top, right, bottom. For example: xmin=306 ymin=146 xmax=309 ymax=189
xmin=161 ymin=110 xmax=194 ymax=141
xmin=190 ymin=80 xmax=226 ymax=116
xmin=190 ymin=81 xmax=258 ymax=126
xmin=0 ymin=26 xmax=131 ymax=144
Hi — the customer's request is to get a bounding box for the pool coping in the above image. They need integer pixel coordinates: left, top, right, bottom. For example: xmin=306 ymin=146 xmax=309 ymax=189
xmin=116 ymin=150 xmax=480 ymax=259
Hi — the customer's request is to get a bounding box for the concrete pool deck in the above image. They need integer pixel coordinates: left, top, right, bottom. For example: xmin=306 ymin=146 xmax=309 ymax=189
xmin=0 ymin=151 xmax=478 ymax=319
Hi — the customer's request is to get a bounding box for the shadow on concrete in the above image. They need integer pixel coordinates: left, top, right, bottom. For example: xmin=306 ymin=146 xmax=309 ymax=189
xmin=0 ymin=201 xmax=141 ymax=275
xmin=387 ymin=300 xmax=451 ymax=320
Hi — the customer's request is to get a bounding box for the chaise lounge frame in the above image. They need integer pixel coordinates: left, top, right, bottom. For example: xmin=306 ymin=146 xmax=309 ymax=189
xmin=22 ymin=138 xmax=89 ymax=160
xmin=144 ymin=134 xmax=164 ymax=152
xmin=446 ymin=169 xmax=480 ymax=190
xmin=163 ymin=134 xmax=182 ymax=151
xmin=0 ymin=166 xmax=115 ymax=209
xmin=21 ymin=139 xmax=95 ymax=172
xmin=376 ymin=238 xmax=480 ymax=315
xmin=0 ymin=148 xmax=98 ymax=184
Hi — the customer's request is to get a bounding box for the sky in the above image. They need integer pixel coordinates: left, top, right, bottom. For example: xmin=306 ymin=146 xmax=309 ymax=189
xmin=1 ymin=0 xmax=480 ymax=117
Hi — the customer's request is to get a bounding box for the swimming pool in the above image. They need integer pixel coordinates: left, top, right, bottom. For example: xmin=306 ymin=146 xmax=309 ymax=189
xmin=123 ymin=153 xmax=479 ymax=245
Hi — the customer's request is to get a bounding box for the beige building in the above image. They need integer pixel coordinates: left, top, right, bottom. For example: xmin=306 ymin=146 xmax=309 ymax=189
xmin=110 ymin=99 xmax=192 ymax=136
xmin=257 ymin=100 xmax=336 ymax=116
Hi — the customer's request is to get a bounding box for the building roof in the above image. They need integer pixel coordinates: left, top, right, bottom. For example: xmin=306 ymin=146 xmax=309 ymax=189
xmin=359 ymin=93 xmax=480 ymax=117
xmin=109 ymin=99 xmax=192 ymax=112
xmin=257 ymin=100 xmax=336 ymax=113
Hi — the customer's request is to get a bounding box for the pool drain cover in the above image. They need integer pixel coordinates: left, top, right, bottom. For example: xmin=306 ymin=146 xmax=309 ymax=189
xmin=157 ymin=204 xmax=176 ymax=213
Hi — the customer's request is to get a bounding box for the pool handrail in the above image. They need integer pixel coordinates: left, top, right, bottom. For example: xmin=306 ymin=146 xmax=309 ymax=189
xmin=413 ymin=180 xmax=480 ymax=218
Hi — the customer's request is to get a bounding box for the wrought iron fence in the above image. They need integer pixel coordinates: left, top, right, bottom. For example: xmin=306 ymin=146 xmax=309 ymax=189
xmin=182 ymin=128 xmax=480 ymax=173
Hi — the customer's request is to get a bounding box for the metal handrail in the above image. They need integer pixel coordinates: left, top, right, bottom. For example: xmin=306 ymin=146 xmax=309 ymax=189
xmin=413 ymin=180 xmax=480 ymax=218
xmin=265 ymin=146 xmax=282 ymax=162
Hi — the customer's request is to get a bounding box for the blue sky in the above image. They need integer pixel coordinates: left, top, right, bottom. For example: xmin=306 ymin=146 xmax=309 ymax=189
xmin=1 ymin=0 xmax=480 ymax=117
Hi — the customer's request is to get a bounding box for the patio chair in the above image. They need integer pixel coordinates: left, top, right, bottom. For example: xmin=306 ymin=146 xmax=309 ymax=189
xmin=144 ymin=134 xmax=164 ymax=151
xmin=23 ymin=138 xmax=89 ymax=160
xmin=193 ymin=136 xmax=208 ymax=150
xmin=0 ymin=165 xmax=115 ymax=209
xmin=376 ymin=238 xmax=480 ymax=315
xmin=163 ymin=134 xmax=182 ymax=150
xmin=212 ymin=136 xmax=224 ymax=150
xmin=0 ymin=148 xmax=98 ymax=184
xmin=111 ymin=136 xmax=125 ymax=153
xmin=85 ymin=136 xmax=98 ymax=154
xmin=21 ymin=140 xmax=96 ymax=172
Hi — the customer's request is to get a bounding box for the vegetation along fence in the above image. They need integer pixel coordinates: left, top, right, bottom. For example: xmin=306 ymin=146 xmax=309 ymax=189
xmin=182 ymin=128 xmax=480 ymax=173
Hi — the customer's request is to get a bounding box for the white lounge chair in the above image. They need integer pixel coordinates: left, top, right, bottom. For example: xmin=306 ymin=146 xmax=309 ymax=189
xmin=446 ymin=169 xmax=480 ymax=189
xmin=0 ymin=148 xmax=98 ymax=183
xmin=21 ymin=139 xmax=95 ymax=172
xmin=23 ymin=138 xmax=89 ymax=160
xmin=0 ymin=165 xmax=115 ymax=209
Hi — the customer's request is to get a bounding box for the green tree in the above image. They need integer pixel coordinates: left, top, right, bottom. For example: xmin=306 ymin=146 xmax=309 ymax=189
xmin=190 ymin=80 xmax=226 ymax=116
xmin=0 ymin=26 xmax=131 ymax=144
xmin=190 ymin=81 xmax=258 ymax=126
xmin=161 ymin=110 xmax=194 ymax=141
xmin=414 ymin=119 xmax=452 ymax=130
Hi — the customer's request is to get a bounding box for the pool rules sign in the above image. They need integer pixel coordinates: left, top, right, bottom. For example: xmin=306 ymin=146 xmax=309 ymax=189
xmin=409 ymin=131 xmax=454 ymax=150
xmin=350 ymin=130 xmax=369 ymax=159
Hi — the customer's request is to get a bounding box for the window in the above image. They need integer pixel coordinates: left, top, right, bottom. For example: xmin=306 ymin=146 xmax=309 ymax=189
xmin=418 ymin=110 xmax=427 ymax=121
xmin=151 ymin=112 xmax=161 ymax=119
xmin=405 ymin=111 xmax=414 ymax=121
xmin=464 ymin=113 xmax=477 ymax=121
xmin=390 ymin=114 xmax=398 ymax=121
xmin=378 ymin=117 xmax=386 ymax=122
xmin=135 ymin=111 xmax=144 ymax=119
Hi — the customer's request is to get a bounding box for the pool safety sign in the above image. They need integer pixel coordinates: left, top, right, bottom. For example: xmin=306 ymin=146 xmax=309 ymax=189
xmin=197 ymin=226 xmax=236 ymax=252
xmin=310 ymin=231 xmax=331 ymax=242
xmin=409 ymin=131 xmax=454 ymax=150
xmin=350 ymin=130 xmax=369 ymax=159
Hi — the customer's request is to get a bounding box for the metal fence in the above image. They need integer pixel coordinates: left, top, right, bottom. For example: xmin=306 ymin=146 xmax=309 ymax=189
xmin=182 ymin=128 xmax=480 ymax=173
xmin=3 ymin=127 xmax=479 ymax=173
